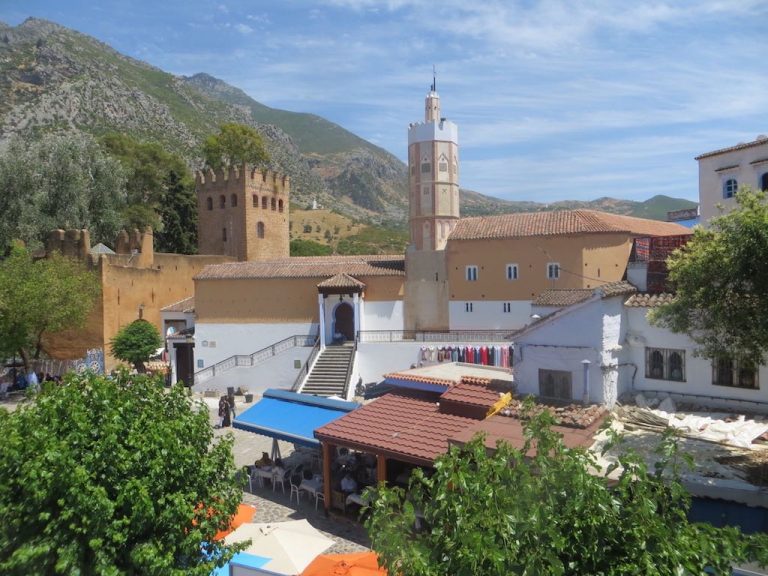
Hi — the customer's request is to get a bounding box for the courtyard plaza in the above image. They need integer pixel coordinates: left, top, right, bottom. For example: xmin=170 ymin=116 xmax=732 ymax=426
xmin=202 ymin=392 xmax=371 ymax=555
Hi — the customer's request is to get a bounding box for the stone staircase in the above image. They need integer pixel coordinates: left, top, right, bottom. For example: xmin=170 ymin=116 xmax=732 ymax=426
xmin=300 ymin=343 xmax=355 ymax=398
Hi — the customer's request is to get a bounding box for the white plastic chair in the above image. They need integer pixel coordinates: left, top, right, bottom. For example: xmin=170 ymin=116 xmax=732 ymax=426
xmin=315 ymin=490 xmax=325 ymax=510
xmin=289 ymin=477 xmax=301 ymax=504
xmin=272 ymin=467 xmax=287 ymax=493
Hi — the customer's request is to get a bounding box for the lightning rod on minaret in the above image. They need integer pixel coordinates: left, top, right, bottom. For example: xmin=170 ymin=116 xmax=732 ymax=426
xmin=432 ymin=64 xmax=436 ymax=92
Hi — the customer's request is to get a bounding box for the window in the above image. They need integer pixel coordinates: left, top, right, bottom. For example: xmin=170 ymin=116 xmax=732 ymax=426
xmin=465 ymin=302 xmax=473 ymax=313
xmin=271 ymin=198 xmax=276 ymax=211
xmin=539 ymin=369 xmax=572 ymax=400
xmin=278 ymin=199 xmax=284 ymax=213
xmin=421 ymin=162 xmax=431 ymax=173
xmin=713 ymin=357 xmax=758 ymax=389
xmin=645 ymin=347 xmax=685 ymax=381
xmin=261 ymin=196 xmax=268 ymax=209
xmin=222 ymin=227 xmax=227 ymax=241
xmin=219 ymin=195 xmax=226 ymax=208
xmin=256 ymin=222 xmax=265 ymax=239
xmin=422 ymin=186 xmax=429 ymax=195
xmin=761 ymin=172 xmax=768 ymax=192
xmin=547 ymin=262 xmax=560 ymax=280
xmin=723 ymin=178 xmax=738 ymax=199
xmin=466 ymin=265 xmax=478 ymax=281
xmin=503 ymin=302 xmax=511 ymax=313
xmin=252 ymin=195 xmax=258 ymax=208
xmin=230 ymin=194 xmax=238 ymax=208
xmin=206 ymin=197 xmax=213 ymax=210
xmin=506 ymin=264 xmax=519 ymax=280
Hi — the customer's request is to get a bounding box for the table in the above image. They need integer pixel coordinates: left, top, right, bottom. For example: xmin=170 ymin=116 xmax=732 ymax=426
xmin=299 ymin=477 xmax=322 ymax=497
xmin=345 ymin=492 xmax=371 ymax=507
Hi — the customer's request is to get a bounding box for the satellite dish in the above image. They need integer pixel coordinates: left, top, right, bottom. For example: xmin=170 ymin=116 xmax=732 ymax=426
xmin=166 ymin=326 xmax=176 ymax=337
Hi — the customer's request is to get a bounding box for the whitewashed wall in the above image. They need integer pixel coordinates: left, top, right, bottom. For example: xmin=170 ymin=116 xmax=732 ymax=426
xmin=194 ymin=322 xmax=317 ymax=368
xmin=625 ymin=308 xmax=768 ymax=405
xmin=514 ymin=298 xmax=622 ymax=405
xmin=361 ymin=300 xmax=404 ymax=332
xmin=449 ymin=300 xmax=531 ymax=330
xmin=354 ymin=342 xmax=434 ymax=386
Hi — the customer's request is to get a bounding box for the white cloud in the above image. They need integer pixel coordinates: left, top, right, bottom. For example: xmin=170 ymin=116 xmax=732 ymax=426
xmin=234 ymin=23 xmax=253 ymax=35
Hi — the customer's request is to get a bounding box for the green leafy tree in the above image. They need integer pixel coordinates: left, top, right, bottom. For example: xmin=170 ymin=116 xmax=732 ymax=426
xmin=110 ymin=319 xmax=163 ymax=373
xmin=102 ymin=133 xmax=198 ymax=254
xmin=364 ymin=402 xmax=768 ymax=575
xmin=650 ymin=188 xmax=768 ymax=365
xmin=290 ymin=239 xmax=333 ymax=256
xmin=0 ymin=371 xmax=243 ymax=575
xmin=203 ymin=123 xmax=270 ymax=172
xmin=0 ymin=245 xmax=101 ymax=370
xmin=0 ymin=132 xmax=127 ymax=250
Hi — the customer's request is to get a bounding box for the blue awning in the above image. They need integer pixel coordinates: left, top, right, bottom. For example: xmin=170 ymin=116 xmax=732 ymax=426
xmin=233 ymin=389 xmax=359 ymax=448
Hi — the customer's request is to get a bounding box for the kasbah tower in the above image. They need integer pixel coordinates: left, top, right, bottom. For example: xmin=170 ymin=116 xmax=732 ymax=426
xmin=195 ymin=165 xmax=290 ymax=261
xmin=404 ymin=77 xmax=459 ymax=331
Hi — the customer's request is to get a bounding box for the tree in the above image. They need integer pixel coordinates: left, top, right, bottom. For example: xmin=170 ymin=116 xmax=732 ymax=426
xmin=650 ymin=188 xmax=768 ymax=365
xmin=0 ymin=245 xmax=101 ymax=370
xmin=102 ymin=133 xmax=198 ymax=254
xmin=0 ymin=371 xmax=243 ymax=575
xmin=364 ymin=402 xmax=768 ymax=576
xmin=0 ymin=132 xmax=127 ymax=251
xmin=110 ymin=320 xmax=163 ymax=373
xmin=290 ymin=239 xmax=332 ymax=256
xmin=202 ymin=123 xmax=270 ymax=172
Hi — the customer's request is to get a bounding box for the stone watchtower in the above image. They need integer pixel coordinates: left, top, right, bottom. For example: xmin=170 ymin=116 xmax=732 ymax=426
xmin=195 ymin=164 xmax=290 ymax=261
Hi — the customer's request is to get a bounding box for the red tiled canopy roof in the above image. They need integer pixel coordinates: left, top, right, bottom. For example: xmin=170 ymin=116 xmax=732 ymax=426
xmin=440 ymin=383 xmax=501 ymax=410
xmin=161 ymin=296 xmax=195 ymax=313
xmin=317 ymin=273 xmax=366 ymax=290
xmin=624 ymin=293 xmax=675 ymax=308
xmin=449 ymin=210 xmax=690 ymax=241
xmin=195 ymin=254 xmax=405 ymax=280
xmin=314 ymin=391 xmax=477 ymax=466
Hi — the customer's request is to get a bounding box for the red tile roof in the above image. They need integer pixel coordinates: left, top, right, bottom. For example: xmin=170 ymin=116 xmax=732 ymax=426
xmin=314 ymin=391 xmax=477 ymax=466
xmin=449 ymin=210 xmax=690 ymax=241
xmin=195 ymin=255 xmax=405 ymax=280
xmin=440 ymin=383 xmax=501 ymax=409
xmin=317 ymin=273 xmax=366 ymax=290
xmin=533 ymin=281 xmax=637 ymax=307
xmin=450 ymin=413 xmax=605 ymax=455
xmin=695 ymin=136 xmax=768 ymax=160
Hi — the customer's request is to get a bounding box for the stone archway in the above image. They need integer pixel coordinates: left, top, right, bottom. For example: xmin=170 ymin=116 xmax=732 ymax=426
xmin=333 ymin=302 xmax=355 ymax=341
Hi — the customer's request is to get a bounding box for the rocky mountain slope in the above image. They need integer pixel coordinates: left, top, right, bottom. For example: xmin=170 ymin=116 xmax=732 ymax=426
xmin=0 ymin=17 xmax=695 ymax=224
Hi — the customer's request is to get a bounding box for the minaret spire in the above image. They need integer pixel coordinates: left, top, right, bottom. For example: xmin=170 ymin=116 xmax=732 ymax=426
xmin=432 ymin=64 xmax=436 ymax=92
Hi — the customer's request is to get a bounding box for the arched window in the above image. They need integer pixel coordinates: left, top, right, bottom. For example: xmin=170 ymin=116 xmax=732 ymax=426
xmin=761 ymin=172 xmax=768 ymax=192
xmin=219 ymin=195 xmax=226 ymax=208
xmin=271 ymin=198 xmax=276 ymax=211
xmin=261 ymin=196 xmax=268 ymax=209
xmin=206 ymin=197 xmax=213 ymax=211
xmin=723 ymin=178 xmax=738 ymax=199
xmin=252 ymin=195 xmax=258 ymax=208
xmin=230 ymin=194 xmax=238 ymax=208
xmin=257 ymin=222 xmax=265 ymax=239
xmin=278 ymin=199 xmax=284 ymax=213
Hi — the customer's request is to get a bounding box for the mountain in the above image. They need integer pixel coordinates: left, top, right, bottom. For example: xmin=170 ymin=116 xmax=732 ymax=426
xmin=0 ymin=17 xmax=695 ymax=225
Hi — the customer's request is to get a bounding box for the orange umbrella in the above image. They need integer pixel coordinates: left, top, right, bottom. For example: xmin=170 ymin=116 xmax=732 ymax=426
xmin=214 ymin=503 xmax=257 ymax=540
xmin=300 ymin=551 xmax=387 ymax=576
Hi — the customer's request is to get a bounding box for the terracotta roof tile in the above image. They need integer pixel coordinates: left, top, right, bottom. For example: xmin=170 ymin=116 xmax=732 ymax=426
xmin=440 ymin=383 xmax=500 ymax=409
xmin=533 ymin=281 xmax=636 ymax=307
xmin=195 ymin=255 xmax=405 ymax=280
xmin=695 ymin=136 xmax=768 ymax=160
xmin=449 ymin=210 xmax=690 ymax=241
xmin=314 ymin=391 xmax=477 ymax=466
xmin=161 ymin=296 xmax=195 ymax=313
xmin=317 ymin=273 xmax=366 ymax=289
xmin=624 ymin=293 xmax=675 ymax=308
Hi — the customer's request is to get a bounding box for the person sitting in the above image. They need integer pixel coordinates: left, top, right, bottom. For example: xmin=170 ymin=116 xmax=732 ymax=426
xmin=340 ymin=472 xmax=358 ymax=494
xmin=254 ymin=452 xmax=273 ymax=468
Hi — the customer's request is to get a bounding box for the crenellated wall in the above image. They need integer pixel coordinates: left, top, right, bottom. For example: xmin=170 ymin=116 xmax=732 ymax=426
xmin=196 ymin=164 xmax=290 ymax=261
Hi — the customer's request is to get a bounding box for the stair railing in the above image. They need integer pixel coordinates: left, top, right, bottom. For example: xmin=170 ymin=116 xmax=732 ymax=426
xmin=291 ymin=337 xmax=321 ymax=392
xmin=195 ymin=334 xmax=316 ymax=383
xmin=341 ymin=339 xmax=358 ymax=398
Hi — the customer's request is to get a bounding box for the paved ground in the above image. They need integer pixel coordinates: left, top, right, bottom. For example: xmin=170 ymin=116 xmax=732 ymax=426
xmin=200 ymin=392 xmax=371 ymax=554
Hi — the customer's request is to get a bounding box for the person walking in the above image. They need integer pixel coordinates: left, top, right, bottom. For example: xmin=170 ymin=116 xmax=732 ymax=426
xmin=218 ymin=396 xmax=228 ymax=428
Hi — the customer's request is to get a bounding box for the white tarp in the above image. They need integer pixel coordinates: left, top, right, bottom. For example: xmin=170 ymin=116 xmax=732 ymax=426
xmin=223 ymin=520 xmax=334 ymax=575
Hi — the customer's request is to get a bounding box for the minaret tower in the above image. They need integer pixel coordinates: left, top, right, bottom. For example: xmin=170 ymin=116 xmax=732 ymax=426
xmin=407 ymin=73 xmax=459 ymax=251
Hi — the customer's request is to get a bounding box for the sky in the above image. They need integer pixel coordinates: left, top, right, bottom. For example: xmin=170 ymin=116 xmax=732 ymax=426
xmin=1 ymin=1 xmax=767 ymax=204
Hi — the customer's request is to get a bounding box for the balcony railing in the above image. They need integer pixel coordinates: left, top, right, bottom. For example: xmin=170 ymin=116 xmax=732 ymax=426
xmin=357 ymin=329 xmax=516 ymax=344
